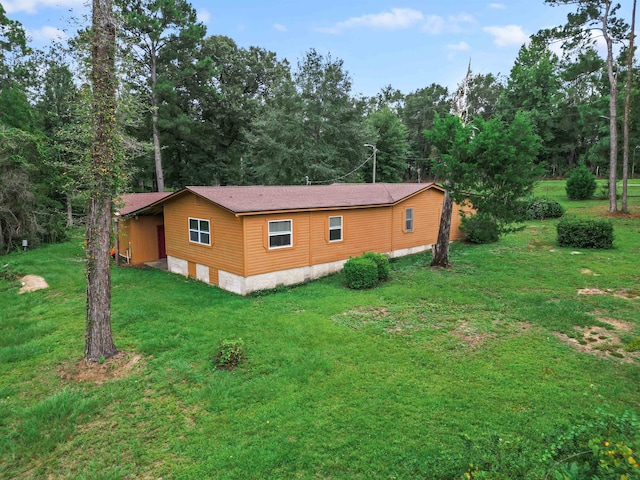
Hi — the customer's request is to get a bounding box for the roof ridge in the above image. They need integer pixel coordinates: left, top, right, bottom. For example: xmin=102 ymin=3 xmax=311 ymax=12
xmin=121 ymin=183 xmax=439 ymax=217
xmin=381 ymin=183 xmax=394 ymax=202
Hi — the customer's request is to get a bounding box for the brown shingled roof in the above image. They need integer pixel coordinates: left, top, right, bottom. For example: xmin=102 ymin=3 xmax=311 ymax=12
xmin=117 ymin=192 xmax=171 ymax=216
xmin=186 ymin=183 xmax=440 ymax=214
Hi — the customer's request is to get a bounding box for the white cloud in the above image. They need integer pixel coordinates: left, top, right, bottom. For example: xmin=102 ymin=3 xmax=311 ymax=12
xmin=451 ymin=13 xmax=475 ymax=24
xmin=28 ymin=25 xmax=66 ymax=42
xmin=423 ymin=13 xmax=475 ymax=34
xmin=489 ymin=3 xmax=506 ymax=9
xmin=317 ymin=8 xmax=424 ymax=34
xmin=483 ymin=24 xmax=529 ymax=46
xmin=197 ymin=9 xmax=210 ymax=24
xmin=273 ymin=23 xmax=287 ymax=32
xmin=423 ymin=15 xmax=445 ymax=34
xmin=447 ymin=41 xmax=470 ymax=52
xmin=2 ymin=0 xmax=83 ymax=14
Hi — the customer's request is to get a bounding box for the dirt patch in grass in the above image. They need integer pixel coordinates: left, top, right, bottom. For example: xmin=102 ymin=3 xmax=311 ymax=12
xmin=59 ymin=352 xmax=143 ymax=385
xmin=452 ymin=322 xmax=494 ymax=349
xmin=580 ymin=268 xmax=600 ymax=276
xmin=577 ymin=287 xmax=640 ymax=299
xmin=452 ymin=321 xmax=531 ymax=349
xmin=599 ymin=317 xmax=635 ymax=332
xmin=554 ymin=321 xmax=640 ymax=363
xmin=606 ymin=210 xmax=640 ymax=220
xmin=613 ymin=288 xmax=640 ymax=300
xmin=527 ymin=238 xmax=552 ymax=250
xmin=335 ymin=307 xmax=535 ymax=346
xmin=18 ymin=275 xmax=49 ymax=294
xmin=577 ymin=287 xmax=607 ymax=295
xmin=332 ymin=306 xmax=434 ymax=334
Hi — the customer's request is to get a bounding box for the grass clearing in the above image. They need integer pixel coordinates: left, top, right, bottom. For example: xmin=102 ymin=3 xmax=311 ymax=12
xmin=1 ymin=181 xmax=639 ymax=478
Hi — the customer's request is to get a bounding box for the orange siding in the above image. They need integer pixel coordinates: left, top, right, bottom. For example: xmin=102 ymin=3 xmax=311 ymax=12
xmin=209 ymin=268 xmax=219 ymax=285
xmin=117 ymin=215 xmax=163 ymax=264
xmin=129 ymin=187 xmax=468 ymax=286
xmin=308 ymin=207 xmax=392 ymax=265
xmin=450 ymin=203 xmax=464 ymax=240
xmin=163 ymin=193 xmax=244 ymax=279
xmin=243 ymin=213 xmax=311 ymax=276
xmin=187 ymin=261 xmax=196 ymax=278
xmin=391 ymin=189 xmax=442 ymax=250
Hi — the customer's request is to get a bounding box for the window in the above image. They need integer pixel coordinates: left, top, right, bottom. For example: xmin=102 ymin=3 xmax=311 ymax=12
xmin=405 ymin=208 xmax=414 ymax=232
xmin=189 ymin=218 xmax=210 ymax=245
xmin=329 ymin=216 xmax=343 ymax=242
xmin=269 ymin=220 xmax=292 ymax=249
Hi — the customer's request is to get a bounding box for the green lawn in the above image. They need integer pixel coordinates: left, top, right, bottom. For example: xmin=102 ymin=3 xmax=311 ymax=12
xmin=1 ymin=181 xmax=639 ymax=479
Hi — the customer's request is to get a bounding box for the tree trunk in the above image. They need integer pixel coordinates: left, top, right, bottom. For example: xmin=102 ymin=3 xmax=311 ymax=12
xmin=150 ymin=49 xmax=165 ymax=193
xmin=622 ymin=0 xmax=636 ymax=213
xmin=86 ymin=0 xmax=117 ymax=362
xmin=431 ymin=189 xmax=453 ymax=268
xmin=603 ymin=1 xmax=619 ymax=212
xmin=66 ymin=192 xmax=73 ymax=227
xmin=86 ymin=195 xmax=116 ymax=361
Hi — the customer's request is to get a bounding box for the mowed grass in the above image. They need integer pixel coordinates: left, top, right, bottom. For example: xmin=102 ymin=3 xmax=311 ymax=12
xmin=1 ymin=181 xmax=639 ymax=479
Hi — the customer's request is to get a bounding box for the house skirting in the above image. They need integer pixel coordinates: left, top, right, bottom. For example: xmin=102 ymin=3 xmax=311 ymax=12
xmin=167 ymin=243 xmax=433 ymax=295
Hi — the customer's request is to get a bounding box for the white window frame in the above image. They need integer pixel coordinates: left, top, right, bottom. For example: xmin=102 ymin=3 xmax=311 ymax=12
xmin=188 ymin=217 xmax=211 ymax=245
xmin=268 ymin=219 xmax=293 ymax=249
xmin=405 ymin=208 xmax=414 ymax=233
xmin=328 ymin=215 xmax=343 ymax=242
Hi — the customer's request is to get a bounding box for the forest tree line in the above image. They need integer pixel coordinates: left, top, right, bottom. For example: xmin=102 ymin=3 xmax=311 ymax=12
xmin=1 ymin=0 xmax=638 ymax=252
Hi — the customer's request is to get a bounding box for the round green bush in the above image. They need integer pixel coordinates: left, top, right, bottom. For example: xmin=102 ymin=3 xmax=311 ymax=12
xmin=214 ymin=339 xmax=245 ymax=370
xmin=461 ymin=213 xmax=499 ymax=244
xmin=361 ymin=252 xmax=391 ymax=281
xmin=526 ymin=198 xmax=565 ymax=220
xmin=566 ymin=165 xmax=597 ymax=200
xmin=343 ymin=257 xmax=379 ymax=289
xmin=557 ymin=217 xmax=614 ymax=249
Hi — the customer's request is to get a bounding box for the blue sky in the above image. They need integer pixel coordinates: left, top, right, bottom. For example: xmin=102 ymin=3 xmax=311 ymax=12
xmin=1 ymin=1 xmax=633 ymax=97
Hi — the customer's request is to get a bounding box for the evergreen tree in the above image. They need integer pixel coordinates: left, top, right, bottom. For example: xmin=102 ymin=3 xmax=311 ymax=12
xmin=245 ymin=50 xmax=367 ymax=185
xmin=544 ymin=0 xmax=629 ymax=211
xmin=365 ymin=108 xmax=409 ymax=183
xmin=115 ymin=0 xmax=207 ymax=192
xmin=426 ymin=113 xmax=543 ymax=265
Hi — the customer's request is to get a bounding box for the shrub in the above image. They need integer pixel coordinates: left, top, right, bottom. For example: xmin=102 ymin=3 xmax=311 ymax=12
xmin=214 ymin=339 xmax=245 ymax=370
xmin=557 ymin=217 xmax=614 ymax=249
xmin=526 ymin=198 xmax=565 ymax=220
xmin=343 ymin=256 xmax=379 ymax=289
xmin=361 ymin=251 xmax=391 ymax=282
xmin=566 ymin=165 xmax=597 ymax=200
xmin=543 ymin=409 xmax=640 ymax=480
xmin=461 ymin=213 xmax=500 ymax=244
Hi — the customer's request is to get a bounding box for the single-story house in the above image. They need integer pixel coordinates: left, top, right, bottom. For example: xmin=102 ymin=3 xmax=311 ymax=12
xmin=116 ymin=183 xmax=467 ymax=295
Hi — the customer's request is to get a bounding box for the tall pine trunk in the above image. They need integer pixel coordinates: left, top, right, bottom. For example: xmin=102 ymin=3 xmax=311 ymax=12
xmin=86 ymin=0 xmax=117 ymax=362
xmin=602 ymin=1 xmax=619 ymax=212
xmin=623 ymin=0 xmax=637 ymax=213
xmin=66 ymin=192 xmax=73 ymax=227
xmin=150 ymin=49 xmax=165 ymax=193
xmin=431 ymin=189 xmax=453 ymax=268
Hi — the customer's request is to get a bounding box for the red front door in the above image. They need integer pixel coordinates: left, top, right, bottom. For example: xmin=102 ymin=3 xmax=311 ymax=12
xmin=157 ymin=225 xmax=166 ymax=259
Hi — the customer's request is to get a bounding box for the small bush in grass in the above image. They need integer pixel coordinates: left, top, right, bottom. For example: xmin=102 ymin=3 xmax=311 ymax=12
xmin=526 ymin=198 xmax=565 ymax=220
xmin=557 ymin=217 xmax=614 ymax=249
xmin=361 ymin=251 xmax=390 ymax=282
xmin=343 ymin=256 xmax=379 ymax=289
xmin=544 ymin=408 xmax=640 ymax=480
xmin=566 ymin=165 xmax=597 ymax=200
xmin=214 ymin=339 xmax=244 ymax=370
xmin=461 ymin=213 xmax=499 ymax=244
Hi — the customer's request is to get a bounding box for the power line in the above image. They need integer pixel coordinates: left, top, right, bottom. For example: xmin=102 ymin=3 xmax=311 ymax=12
xmin=309 ymin=153 xmax=374 ymax=184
